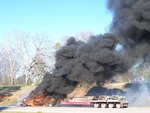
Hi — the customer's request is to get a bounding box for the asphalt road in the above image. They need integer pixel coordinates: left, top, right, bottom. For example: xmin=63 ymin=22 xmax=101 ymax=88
xmin=1 ymin=106 xmax=150 ymax=113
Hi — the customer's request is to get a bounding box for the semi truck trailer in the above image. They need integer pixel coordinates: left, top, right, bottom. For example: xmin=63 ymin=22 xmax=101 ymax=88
xmin=61 ymin=95 xmax=129 ymax=108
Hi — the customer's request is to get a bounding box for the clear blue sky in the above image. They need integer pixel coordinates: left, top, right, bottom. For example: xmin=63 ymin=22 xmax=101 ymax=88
xmin=0 ymin=0 xmax=112 ymax=42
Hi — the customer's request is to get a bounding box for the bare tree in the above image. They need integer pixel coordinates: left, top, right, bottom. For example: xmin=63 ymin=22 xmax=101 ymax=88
xmin=0 ymin=31 xmax=62 ymax=85
xmin=14 ymin=32 xmax=57 ymax=85
xmin=75 ymin=31 xmax=93 ymax=42
xmin=0 ymin=46 xmax=20 ymax=85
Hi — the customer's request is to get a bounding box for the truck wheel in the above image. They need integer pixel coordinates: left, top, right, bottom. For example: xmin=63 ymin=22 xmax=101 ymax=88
xmin=108 ymin=103 xmax=114 ymax=108
xmin=101 ymin=103 xmax=107 ymax=108
xmin=94 ymin=103 xmax=99 ymax=108
xmin=116 ymin=104 xmax=121 ymax=108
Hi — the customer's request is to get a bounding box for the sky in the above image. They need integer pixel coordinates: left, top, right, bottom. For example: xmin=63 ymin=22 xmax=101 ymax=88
xmin=0 ymin=0 xmax=112 ymax=43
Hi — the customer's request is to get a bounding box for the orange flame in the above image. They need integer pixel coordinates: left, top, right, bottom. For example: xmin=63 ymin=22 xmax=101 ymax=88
xmin=24 ymin=94 xmax=56 ymax=106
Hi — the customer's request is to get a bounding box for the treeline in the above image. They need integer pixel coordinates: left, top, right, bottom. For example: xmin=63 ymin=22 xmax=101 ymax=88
xmin=0 ymin=32 xmax=61 ymax=85
xmin=0 ymin=31 xmax=92 ymax=85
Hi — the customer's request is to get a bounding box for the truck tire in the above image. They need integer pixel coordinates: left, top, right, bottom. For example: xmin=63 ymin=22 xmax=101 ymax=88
xmin=108 ymin=103 xmax=114 ymax=108
xmin=94 ymin=103 xmax=99 ymax=108
xmin=101 ymin=103 xmax=107 ymax=108
xmin=116 ymin=103 xmax=121 ymax=108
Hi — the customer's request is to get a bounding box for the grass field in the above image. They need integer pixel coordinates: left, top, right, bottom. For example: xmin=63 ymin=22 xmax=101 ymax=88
xmin=0 ymin=85 xmax=21 ymax=91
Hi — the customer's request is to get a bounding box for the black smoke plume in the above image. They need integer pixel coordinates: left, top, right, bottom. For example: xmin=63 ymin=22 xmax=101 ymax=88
xmin=108 ymin=0 xmax=150 ymax=60
xmin=29 ymin=0 xmax=150 ymax=99
xmin=107 ymin=0 xmax=150 ymax=106
xmin=31 ymin=33 xmax=128 ymax=98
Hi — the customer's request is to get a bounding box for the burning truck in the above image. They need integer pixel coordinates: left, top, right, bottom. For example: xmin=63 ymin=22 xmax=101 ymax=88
xmin=21 ymin=33 xmax=129 ymax=107
xmin=22 ymin=0 xmax=150 ymax=108
xmin=22 ymin=95 xmax=129 ymax=108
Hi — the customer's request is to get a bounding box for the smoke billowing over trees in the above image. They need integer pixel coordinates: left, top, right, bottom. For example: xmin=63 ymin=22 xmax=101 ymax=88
xmin=33 ymin=33 xmax=128 ymax=98
xmin=32 ymin=0 xmax=150 ymax=99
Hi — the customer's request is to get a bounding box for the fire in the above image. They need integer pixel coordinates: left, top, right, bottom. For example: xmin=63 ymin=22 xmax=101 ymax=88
xmin=23 ymin=94 xmax=57 ymax=107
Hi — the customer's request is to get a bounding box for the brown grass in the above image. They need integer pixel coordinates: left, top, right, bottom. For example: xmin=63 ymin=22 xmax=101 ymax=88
xmin=0 ymin=85 xmax=36 ymax=106
xmin=67 ymin=82 xmax=95 ymax=97
xmin=104 ymin=82 xmax=127 ymax=91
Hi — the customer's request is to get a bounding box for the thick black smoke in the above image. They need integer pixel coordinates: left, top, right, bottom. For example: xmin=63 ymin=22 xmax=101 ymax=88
xmin=32 ymin=33 xmax=128 ymax=98
xmin=106 ymin=0 xmax=150 ymax=106
xmin=108 ymin=0 xmax=150 ymax=60
xmin=29 ymin=0 xmax=150 ymax=99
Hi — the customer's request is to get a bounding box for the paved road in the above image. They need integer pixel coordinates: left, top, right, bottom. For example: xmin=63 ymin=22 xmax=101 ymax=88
xmin=1 ymin=106 xmax=150 ymax=113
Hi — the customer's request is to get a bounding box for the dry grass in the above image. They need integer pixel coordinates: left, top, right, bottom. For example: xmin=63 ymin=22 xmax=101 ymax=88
xmin=67 ymin=82 xmax=95 ymax=97
xmin=67 ymin=82 xmax=128 ymax=97
xmin=104 ymin=82 xmax=127 ymax=91
xmin=0 ymin=85 xmax=36 ymax=106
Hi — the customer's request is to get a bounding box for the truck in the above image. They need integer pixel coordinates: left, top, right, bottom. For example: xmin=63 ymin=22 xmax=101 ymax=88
xmin=61 ymin=95 xmax=129 ymax=108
